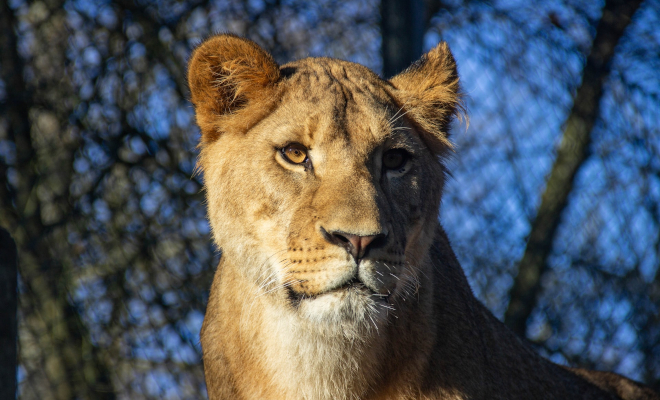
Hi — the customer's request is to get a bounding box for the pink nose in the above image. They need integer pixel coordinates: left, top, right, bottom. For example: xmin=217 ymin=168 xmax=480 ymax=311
xmin=344 ymin=234 xmax=377 ymax=259
xmin=324 ymin=229 xmax=386 ymax=260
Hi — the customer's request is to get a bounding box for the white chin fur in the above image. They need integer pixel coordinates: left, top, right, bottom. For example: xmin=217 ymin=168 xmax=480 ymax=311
xmin=297 ymin=289 xmax=388 ymax=335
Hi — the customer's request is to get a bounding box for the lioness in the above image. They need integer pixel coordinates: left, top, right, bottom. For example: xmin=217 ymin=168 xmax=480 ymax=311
xmin=187 ymin=34 xmax=658 ymax=400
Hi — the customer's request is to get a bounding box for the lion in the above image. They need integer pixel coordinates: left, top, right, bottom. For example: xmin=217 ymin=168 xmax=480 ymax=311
xmin=187 ymin=34 xmax=659 ymax=400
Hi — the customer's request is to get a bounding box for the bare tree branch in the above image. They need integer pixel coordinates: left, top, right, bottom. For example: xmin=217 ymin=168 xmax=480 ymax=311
xmin=504 ymin=0 xmax=645 ymax=337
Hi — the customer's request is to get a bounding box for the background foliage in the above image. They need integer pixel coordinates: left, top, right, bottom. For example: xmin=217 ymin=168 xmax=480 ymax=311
xmin=1 ymin=0 xmax=659 ymax=398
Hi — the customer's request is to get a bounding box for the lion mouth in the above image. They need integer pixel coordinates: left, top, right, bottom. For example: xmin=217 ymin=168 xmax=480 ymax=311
xmin=287 ymin=277 xmax=370 ymax=307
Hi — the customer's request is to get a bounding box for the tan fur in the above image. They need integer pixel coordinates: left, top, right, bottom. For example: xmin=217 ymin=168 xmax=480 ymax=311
xmin=187 ymin=34 xmax=659 ymax=400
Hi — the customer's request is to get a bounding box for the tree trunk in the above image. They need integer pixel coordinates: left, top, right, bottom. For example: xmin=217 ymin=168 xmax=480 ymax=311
xmin=504 ymin=0 xmax=645 ymax=337
xmin=0 ymin=228 xmax=17 ymax=400
xmin=381 ymin=0 xmax=425 ymax=77
xmin=0 ymin=2 xmax=116 ymax=398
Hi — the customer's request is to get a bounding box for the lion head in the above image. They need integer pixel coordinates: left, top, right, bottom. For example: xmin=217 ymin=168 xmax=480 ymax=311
xmin=188 ymin=34 xmax=461 ymax=331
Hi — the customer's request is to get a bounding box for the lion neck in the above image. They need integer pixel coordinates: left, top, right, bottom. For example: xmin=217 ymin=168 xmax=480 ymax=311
xmin=214 ymin=257 xmax=409 ymax=399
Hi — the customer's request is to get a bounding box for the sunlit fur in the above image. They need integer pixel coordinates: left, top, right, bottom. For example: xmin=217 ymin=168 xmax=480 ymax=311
xmin=188 ymin=34 xmax=659 ymax=400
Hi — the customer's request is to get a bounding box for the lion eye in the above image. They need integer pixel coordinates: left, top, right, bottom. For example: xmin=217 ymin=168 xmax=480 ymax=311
xmin=382 ymin=149 xmax=409 ymax=170
xmin=282 ymin=143 xmax=308 ymax=165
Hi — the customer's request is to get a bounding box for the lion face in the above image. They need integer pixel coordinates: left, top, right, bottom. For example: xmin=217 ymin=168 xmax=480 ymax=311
xmin=190 ymin=35 xmax=460 ymax=328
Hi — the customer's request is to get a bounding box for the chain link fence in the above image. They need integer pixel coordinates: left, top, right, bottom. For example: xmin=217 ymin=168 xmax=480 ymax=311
xmin=1 ymin=0 xmax=658 ymax=398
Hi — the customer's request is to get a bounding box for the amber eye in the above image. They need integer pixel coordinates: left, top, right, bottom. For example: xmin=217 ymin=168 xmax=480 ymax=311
xmin=282 ymin=143 xmax=308 ymax=165
xmin=382 ymin=149 xmax=409 ymax=170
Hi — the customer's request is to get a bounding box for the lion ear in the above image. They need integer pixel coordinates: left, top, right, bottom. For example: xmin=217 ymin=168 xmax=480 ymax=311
xmin=187 ymin=34 xmax=280 ymax=142
xmin=389 ymin=42 xmax=463 ymax=152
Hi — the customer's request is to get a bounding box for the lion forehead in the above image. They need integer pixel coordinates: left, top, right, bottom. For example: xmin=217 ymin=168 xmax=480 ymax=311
xmin=280 ymin=57 xmax=387 ymax=92
xmin=268 ymin=60 xmax=402 ymax=151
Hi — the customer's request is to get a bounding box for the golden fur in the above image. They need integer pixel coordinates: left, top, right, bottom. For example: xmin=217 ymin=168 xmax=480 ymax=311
xmin=187 ymin=34 xmax=659 ymax=400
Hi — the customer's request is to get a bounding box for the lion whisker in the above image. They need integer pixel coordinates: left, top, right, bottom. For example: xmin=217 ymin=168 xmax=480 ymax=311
xmin=368 ymin=315 xmax=379 ymax=335
xmin=387 ymin=98 xmax=413 ymax=127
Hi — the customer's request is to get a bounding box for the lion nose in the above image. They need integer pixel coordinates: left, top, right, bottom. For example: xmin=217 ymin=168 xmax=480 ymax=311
xmin=324 ymin=230 xmax=387 ymax=260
